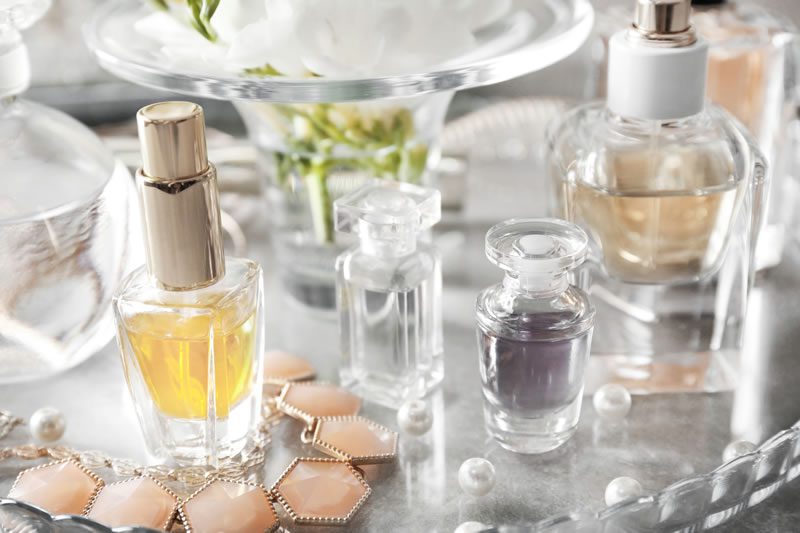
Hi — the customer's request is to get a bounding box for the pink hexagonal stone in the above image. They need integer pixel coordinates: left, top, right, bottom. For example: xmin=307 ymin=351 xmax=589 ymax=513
xmin=276 ymin=459 xmax=370 ymax=524
xmin=279 ymin=383 xmax=361 ymax=425
xmin=263 ymin=351 xmax=315 ymax=383
xmin=87 ymin=476 xmax=177 ymax=529
xmin=8 ymin=460 xmax=103 ymax=515
xmin=315 ymin=417 xmax=398 ymax=464
xmin=180 ymin=480 xmax=278 ymax=533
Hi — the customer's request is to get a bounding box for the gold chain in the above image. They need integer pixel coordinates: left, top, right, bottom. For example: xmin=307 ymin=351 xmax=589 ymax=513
xmin=0 ymin=405 xmax=282 ymax=487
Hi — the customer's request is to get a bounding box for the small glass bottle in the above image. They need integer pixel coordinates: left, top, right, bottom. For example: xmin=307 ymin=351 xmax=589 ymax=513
xmin=476 ymin=218 xmax=594 ymax=454
xmin=113 ymin=102 xmax=265 ymax=465
xmin=548 ymin=0 xmax=766 ymax=392
xmin=335 ymin=181 xmax=443 ymax=408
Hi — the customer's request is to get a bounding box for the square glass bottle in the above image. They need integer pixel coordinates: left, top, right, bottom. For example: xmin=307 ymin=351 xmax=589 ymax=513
xmin=113 ymin=102 xmax=265 ymax=465
xmin=548 ymin=0 xmax=766 ymax=393
xmin=476 ymin=219 xmax=594 ymax=454
xmin=693 ymin=0 xmax=798 ymax=270
xmin=335 ymin=181 xmax=443 ymax=408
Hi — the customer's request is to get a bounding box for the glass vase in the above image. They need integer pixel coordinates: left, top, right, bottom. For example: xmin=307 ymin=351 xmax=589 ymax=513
xmin=236 ymin=93 xmax=453 ymax=312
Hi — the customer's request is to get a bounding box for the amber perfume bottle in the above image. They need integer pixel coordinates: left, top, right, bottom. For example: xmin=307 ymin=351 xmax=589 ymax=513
xmin=113 ymin=102 xmax=265 ymax=465
xmin=693 ymin=0 xmax=797 ymax=270
xmin=548 ymin=0 xmax=765 ymax=392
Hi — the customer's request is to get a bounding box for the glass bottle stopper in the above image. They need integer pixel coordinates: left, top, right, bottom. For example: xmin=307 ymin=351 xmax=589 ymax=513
xmin=334 ymin=181 xmax=441 ymax=257
xmin=485 ymin=218 xmax=588 ymax=293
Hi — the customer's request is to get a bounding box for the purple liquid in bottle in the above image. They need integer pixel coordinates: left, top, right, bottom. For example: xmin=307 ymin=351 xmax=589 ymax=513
xmin=478 ymin=325 xmax=590 ymax=417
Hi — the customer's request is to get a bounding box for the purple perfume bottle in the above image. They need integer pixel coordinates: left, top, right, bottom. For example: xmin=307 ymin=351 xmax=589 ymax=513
xmin=476 ymin=219 xmax=595 ymax=453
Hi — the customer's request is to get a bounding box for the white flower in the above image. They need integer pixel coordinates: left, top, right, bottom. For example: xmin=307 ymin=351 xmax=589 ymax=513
xmin=136 ymin=0 xmax=513 ymax=78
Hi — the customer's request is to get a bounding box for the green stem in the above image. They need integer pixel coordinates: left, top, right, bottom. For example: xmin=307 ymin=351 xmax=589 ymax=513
xmin=306 ymin=166 xmax=334 ymax=244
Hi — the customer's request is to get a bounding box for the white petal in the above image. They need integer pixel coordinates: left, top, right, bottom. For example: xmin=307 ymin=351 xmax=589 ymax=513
xmin=213 ymin=0 xmax=267 ymax=42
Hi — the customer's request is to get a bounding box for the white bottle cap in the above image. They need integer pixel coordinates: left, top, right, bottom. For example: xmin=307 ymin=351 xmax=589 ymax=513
xmin=607 ymin=0 xmax=709 ymax=121
xmin=607 ymin=33 xmax=708 ymax=121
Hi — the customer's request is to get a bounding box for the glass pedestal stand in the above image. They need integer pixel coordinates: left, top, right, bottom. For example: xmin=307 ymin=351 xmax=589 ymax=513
xmin=85 ymin=0 xmax=594 ymax=312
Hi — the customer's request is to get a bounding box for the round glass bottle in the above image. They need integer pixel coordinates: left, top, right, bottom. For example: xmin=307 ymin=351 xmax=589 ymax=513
xmin=476 ymin=218 xmax=594 ymax=454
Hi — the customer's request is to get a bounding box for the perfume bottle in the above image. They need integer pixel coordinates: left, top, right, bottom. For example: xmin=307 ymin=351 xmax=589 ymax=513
xmin=693 ymin=0 xmax=798 ymax=270
xmin=548 ymin=0 xmax=766 ymax=392
xmin=591 ymin=0 xmax=797 ymax=271
xmin=113 ymin=102 xmax=265 ymax=465
xmin=0 ymin=0 xmax=138 ymax=382
xmin=335 ymin=181 xmax=443 ymax=408
xmin=476 ymin=219 xmax=594 ymax=454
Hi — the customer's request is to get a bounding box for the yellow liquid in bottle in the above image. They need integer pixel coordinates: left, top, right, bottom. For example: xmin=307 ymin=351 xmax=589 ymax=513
xmin=124 ymin=306 xmax=256 ymax=419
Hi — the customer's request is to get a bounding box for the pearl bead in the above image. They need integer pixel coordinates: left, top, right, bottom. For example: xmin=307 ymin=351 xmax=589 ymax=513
xmin=397 ymin=400 xmax=433 ymax=436
xmin=29 ymin=407 xmax=65 ymax=442
xmin=593 ymin=384 xmax=632 ymax=422
xmin=723 ymin=440 xmax=757 ymax=463
xmin=604 ymin=476 xmax=643 ymax=506
xmin=458 ymin=458 xmax=496 ymax=497
xmin=454 ymin=521 xmax=488 ymax=533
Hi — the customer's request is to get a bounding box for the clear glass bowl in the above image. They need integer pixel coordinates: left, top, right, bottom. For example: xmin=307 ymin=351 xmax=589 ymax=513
xmin=84 ymin=0 xmax=595 ymax=103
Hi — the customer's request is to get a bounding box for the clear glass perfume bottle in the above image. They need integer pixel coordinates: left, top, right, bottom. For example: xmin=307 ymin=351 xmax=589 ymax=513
xmin=693 ymin=0 xmax=797 ymax=270
xmin=476 ymin=219 xmax=594 ymax=454
xmin=335 ymin=181 xmax=443 ymax=408
xmin=0 ymin=0 xmax=138 ymax=382
xmin=591 ymin=0 xmax=797 ymax=271
xmin=548 ymin=0 xmax=766 ymax=393
xmin=113 ymin=102 xmax=265 ymax=465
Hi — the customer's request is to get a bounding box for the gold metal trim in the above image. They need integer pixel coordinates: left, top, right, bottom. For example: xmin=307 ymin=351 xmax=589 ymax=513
xmin=178 ymin=477 xmax=280 ymax=533
xmin=9 ymin=458 xmax=104 ymax=516
xmin=271 ymin=457 xmax=372 ymax=526
xmin=312 ymin=416 xmax=398 ymax=465
xmin=84 ymin=475 xmax=178 ymax=531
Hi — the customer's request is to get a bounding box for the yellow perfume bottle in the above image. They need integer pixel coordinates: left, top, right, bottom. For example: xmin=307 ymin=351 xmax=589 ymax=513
xmin=113 ymin=102 xmax=264 ymax=465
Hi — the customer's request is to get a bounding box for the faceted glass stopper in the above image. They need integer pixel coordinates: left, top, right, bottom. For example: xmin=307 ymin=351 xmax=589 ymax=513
xmin=274 ymin=458 xmax=371 ymax=525
xmin=313 ymin=417 xmax=398 ymax=464
xmin=278 ymin=383 xmax=362 ymax=426
xmin=334 ymin=181 xmax=441 ymax=238
xmin=87 ymin=476 xmax=177 ymax=530
xmin=7 ymin=460 xmax=104 ymax=515
xmin=180 ymin=479 xmax=279 ymax=533
xmin=485 ymin=218 xmax=588 ymax=276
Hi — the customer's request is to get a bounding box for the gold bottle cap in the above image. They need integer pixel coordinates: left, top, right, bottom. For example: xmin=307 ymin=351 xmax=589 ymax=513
xmin=634 ymin=0 xmax=692 ymax=35
xmin=136 ymin=101 xmax=225 ymax=291
xmin=138 ymin=101 xmax=209 ymax=179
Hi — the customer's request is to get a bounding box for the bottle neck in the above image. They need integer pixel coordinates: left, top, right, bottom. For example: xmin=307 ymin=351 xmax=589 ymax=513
xmin=360 ymin=235 xmax=417 ymax=258
xmin=502 ymin=271 xmax=569 ymax=298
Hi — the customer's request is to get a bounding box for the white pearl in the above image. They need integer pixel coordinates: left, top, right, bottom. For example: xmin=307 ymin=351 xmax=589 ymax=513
xmin=604 ymin=476 xmax=643 ymax=506
xmin=723 ymin=440 xmax=757 ymax=463
xmin=454 ymin=521 xmax=488 ymax=533
xmin=593 ymin=384 xmax=632 ymax=422
xmin=397 ymin=400 xmax=433 ymax=436
xmin=458 ymin=458 xmax=496 ymax=497
xmin=29 ymin=407 xmax=65 ymax=442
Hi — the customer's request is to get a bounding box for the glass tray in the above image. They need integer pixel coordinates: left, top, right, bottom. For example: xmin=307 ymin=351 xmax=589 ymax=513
xmin=84 ymin=0 xmax=594 ymax=102
xmin=2 ymin=98 xmax=800 ymax=532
